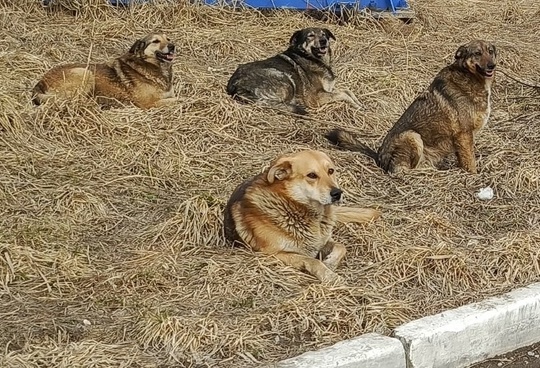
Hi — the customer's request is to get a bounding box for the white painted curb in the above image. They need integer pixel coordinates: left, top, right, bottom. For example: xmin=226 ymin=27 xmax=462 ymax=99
xmin=274 ymin=333 xmax=406 ymax=368
xmin=274 ymin=282 xmax=540 ymax=368
xmin=395 ymin=282 xmax=540 ymax=368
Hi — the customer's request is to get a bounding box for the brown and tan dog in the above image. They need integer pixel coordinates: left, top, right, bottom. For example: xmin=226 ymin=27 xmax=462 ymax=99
xmin=32 ymin=33 xmax=176 ymax=109
xmin=223 ymin=150 xmax=380 ymax=283
xmin=326 ymin=40 xmax=497 ymax=174
xmin=227 ymin=27 xmax=362 ymax=114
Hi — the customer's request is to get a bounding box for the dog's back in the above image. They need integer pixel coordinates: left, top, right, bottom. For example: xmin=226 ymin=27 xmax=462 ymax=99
xmin=226 ymin=55 xmax=305 ymax=113
xmin=223 ymin=178 xmax=254 ymax=244
xmin=31 ymin=63 xmax=98 ymax=105
xmin=31 ymin=62 xmax=132 ymax=106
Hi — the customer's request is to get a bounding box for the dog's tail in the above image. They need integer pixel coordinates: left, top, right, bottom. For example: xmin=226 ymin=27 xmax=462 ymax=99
xmin=333 ymin=206 xmax=381 ymax=224
xmin=325 ymin=128 xmax=379 ymax=162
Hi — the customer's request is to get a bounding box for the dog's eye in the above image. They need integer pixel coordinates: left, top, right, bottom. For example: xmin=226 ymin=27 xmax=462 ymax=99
xmin=328 ymin=168 xmax=335 ymax=175
xmin=488 ymin=49 xmax=494 ymax=55
xmin=475 ymin=51 xmax=482 ymax=56
xmin=307 ymin=34 xmax=315 ymax=39
xmin=307 ymin=172 xmax=318 ymax=179
xmin=152 ymin=39 xmax=160 ymax=44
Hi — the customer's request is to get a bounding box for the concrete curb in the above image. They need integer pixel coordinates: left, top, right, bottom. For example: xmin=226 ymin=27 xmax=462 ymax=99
xmin=275 ymin=333 xmax=406 ymax=368
xmin=275 ymin=282 xmax=540 ymax=368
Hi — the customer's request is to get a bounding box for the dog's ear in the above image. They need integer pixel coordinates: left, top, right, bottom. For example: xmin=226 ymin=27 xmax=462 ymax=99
xmin=323 ymin=28 xmax=336 ymax=41
xmin=129 ymin=39 xmax=146 ymax=54
xmin=267 ymin=160 xmax=292 ymax=183
xmin=454 ymin=45 xmax=469 ymax=60
xmin=289 ymin=30 xmax=303 ymax=46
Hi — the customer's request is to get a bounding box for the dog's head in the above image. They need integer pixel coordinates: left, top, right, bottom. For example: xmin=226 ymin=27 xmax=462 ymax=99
xmin=454 ymin=40 xmax=497 ymax=78
xmin=289 ymin=27 xmax=336 ymax=60
xmin=129 ymin=33 xmax=176 ymax=63
xmin=266 ymin=150 xmax=342 ymax=206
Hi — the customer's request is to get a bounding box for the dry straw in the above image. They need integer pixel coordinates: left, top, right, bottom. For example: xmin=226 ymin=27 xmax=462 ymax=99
xmin=0 ymin=0 xmax=539 ymax=367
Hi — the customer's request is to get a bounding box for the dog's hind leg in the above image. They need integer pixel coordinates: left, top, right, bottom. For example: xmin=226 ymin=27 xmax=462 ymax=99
xmin=273 ymin=251 xmax=340 ymax=283
xmin=229 ymin=85 xmax=306 ymax=114
xmin=257 ymin=77 xmax=304 ymax=114
xmin=384 ymin=131 xmax=424 ymax=174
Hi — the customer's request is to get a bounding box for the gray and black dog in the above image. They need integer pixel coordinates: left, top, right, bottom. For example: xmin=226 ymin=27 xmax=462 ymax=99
xmin=227 ymin=27 xmax=361 ymax=115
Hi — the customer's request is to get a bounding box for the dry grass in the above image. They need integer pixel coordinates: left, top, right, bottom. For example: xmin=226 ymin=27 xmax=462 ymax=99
xmin=1 ymin=0 xmax=539 ymax=366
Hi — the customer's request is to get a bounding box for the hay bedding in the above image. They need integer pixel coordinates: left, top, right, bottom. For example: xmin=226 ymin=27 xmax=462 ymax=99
xmin=0 ymin=0 xmax=539 ymax=366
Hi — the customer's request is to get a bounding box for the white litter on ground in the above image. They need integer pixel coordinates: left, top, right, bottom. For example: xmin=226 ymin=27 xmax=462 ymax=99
xmin=476 ymin=187 xmax=494 ymax=200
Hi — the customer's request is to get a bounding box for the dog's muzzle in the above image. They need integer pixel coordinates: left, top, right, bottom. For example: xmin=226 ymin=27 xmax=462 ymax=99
xmin=313 ymin=40 xmax=329 ymax=56
xmin=156 ymin=44 xmax=176 ymax=62
xmin=476 ymin=62 xmax=496 ymax=78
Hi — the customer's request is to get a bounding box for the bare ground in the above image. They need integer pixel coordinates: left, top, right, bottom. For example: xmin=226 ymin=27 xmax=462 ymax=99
xmin=471 ymin=342 xmax=540 ymax=368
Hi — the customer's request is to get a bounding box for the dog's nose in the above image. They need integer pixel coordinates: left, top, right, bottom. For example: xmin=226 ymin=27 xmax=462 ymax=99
xmin=487 ymin=62 xmax=496 ymax=70
xmin=168 ymin=44 xmax=175 ymax=52
xmin=320 ymin=39 xmax=328 ymax=47
xmin=330 ymin=187 xmax=342 ymax=202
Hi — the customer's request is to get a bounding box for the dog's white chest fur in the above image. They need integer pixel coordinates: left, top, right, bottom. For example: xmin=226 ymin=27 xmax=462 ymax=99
xmin=473 ymin=83 xmax=492 ymax=133
xmin=481 ymin=84 xmax=492 ymax=129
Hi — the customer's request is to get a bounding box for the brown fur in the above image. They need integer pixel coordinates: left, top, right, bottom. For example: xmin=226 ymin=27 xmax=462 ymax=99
xmin=32 ymin=33 xmax=176 ymax=109
xmin=223 ymin=150 xmax=380 ymax=283
xmin=326 ymin=40 xmax=497 ymax=174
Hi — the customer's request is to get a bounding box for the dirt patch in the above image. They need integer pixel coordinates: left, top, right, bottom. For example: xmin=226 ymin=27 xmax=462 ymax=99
xmin=0 ymin=0 xmax=539 ymax=367
xmin=471 ymin=342 xmax=540 ymax=368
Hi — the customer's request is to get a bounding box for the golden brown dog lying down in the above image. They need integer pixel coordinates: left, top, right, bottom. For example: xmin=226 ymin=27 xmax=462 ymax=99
xmin=223 ymin=150 xmax=380 ymax=283
xmin=326 ymin=39 xmax=497 ymax=174
xmin=32 ymin=33 xmax=176 ymax=109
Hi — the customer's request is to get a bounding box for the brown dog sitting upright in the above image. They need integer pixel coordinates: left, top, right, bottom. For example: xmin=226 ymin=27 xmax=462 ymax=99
xmin=326 ymin=40 xmax=497 ymax=174
xmin=223 ymin=150 xmax=380 ymax=283
xmin=32 ymin=33 xmax=176 ymax=109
